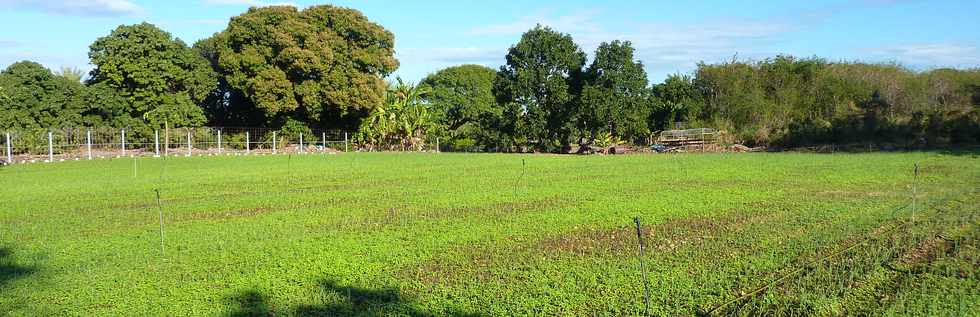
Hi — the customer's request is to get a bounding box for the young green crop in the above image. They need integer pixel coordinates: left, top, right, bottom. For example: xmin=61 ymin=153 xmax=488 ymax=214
xmin=0 ymin=152 xmax=977 ymax=316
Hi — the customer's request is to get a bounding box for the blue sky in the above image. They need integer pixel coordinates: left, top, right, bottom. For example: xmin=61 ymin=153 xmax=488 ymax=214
xmin=1 ymin=0 xmax=978 ymax=83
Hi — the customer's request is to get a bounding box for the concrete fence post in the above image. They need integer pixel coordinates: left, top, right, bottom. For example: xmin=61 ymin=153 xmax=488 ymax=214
xmin=5 ymin=133 xmax=12 ymax=163
xmin=217 ymin=129 xmax=223 ymax=154
xmin=246 ymin=131 xmax=250 ymax=154
xmin=47 ymin=131 xmax=53 ymax=162
xmin=121 ymin=129 xmax=127 ymax=157
xmin=86 ymin=130 xmax=92 ymax=160
xmin=154 ymin=130 xmax=160 ymax=157
xmin=273 ymin=131 xmax=277 ymax=154
xmin=186 ymin=130 xmax=192 ymax=157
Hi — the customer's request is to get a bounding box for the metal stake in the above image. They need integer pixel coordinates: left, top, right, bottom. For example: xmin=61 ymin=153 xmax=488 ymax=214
xmin=634 ymin=217 xmax=652 ymax=316
xmin=47 ymin=131 xmax=53 ymax=162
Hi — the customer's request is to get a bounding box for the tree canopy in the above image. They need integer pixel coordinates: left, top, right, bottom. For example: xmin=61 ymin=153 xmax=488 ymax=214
xmin=204 ymin=5 xmax=399 ymax=128
xmin=579 ymin=40 xmax=651 ymax=143
xmin=0 ymin=61 xmax=86 ymax=130
xmin=495 ymin=25 xmax=586 ymax=151
xmin=88 ymin=23 xmax=216 ymax=128
xmin=419 ymin=64 xmax=498 ymax=147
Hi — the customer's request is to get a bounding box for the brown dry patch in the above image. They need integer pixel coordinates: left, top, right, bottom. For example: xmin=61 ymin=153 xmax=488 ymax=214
xmin=540 ymin=210 xmax=775 ymax=257
xmin=898 ymin=236 xmax=950 ymax=265
xmin=178 ymin=206 xmax=274 ymax=221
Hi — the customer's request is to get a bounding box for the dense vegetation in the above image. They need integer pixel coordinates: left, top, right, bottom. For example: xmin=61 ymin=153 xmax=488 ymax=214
xmin=1 ymin=5 xmax=978 ymax=151
xmin=1 ymin=152 xmax=977 ymax=315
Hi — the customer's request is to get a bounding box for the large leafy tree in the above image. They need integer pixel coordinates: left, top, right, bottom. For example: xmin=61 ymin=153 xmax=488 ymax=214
xmin=650 ymin=74 xmax=704 ymax=131
xmin=0 ymin=61 xmax=86 ymax=130
xmin=579 ymin=40 xmax=651 ymax=143
xmin=88 ymin=22 xmax=216 ymax=127
xmin=495 ymin=25 xmax=586 ymax=151
xmin=419 ymin=64 xmax=498 ymax=144
xmin=205 ymin=5 xmax=398 ymax=128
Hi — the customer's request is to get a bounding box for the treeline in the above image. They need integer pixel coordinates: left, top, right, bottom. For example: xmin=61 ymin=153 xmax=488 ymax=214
xmin=2 ymin=4 xmax=978 ymax=151
xmin=417 ymin=27 xmax=980 ymax=151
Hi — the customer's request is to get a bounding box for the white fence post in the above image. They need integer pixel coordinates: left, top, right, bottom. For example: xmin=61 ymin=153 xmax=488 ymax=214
xmin=344 ymin=132 xmax=348 ymax=152
xmin=121 ymin=129 xmax=126 ymax=157
xmin=5 ymin=133 xmax=12 ymax=163
xmin=217 ymin=129 xmax=223 ymax=154
xmin=272 ymin=131 xmax=277 ymax=154
xmin=246 ymin=131 xmax=250 ymax=154
xmin=299 ymin=133 xmax=304 ymax=153
xmin=154 ymin=130 xmax=160 ymax=157
xmin=86 ymin=130 xmax=92 ymax=160
xmin=436 ymin=137 xmax=440 ymax=153
xmin=187 ymin=130 xmax=192 ymax=157
xmin=47 ymin=131 xmax=53 ymax=162
xmin=321 ymin=132 xmax=326 ymax=151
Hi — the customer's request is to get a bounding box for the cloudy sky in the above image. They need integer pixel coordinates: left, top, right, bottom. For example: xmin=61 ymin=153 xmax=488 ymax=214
xmin=0 ymin=0 xmax=978 ymax=83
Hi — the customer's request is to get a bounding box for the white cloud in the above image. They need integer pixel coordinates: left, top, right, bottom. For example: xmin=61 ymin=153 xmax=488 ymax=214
xmin=0 ymin=0 xmax=144 ymax=17
xmin=864 ymin=44 xmax=980 ymax=67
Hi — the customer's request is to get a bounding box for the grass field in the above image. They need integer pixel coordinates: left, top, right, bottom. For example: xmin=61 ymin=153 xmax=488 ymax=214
xmin=0 ymin=152 xmax=978 ymax=316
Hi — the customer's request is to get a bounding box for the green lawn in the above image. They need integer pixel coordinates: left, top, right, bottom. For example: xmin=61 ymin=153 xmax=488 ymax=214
xmin=1 ymin=152 xmax=978 ymax=316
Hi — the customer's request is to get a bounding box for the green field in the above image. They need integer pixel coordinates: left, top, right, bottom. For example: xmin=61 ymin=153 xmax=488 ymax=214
xmin=1 ymin=152 xmax=978 ymax=316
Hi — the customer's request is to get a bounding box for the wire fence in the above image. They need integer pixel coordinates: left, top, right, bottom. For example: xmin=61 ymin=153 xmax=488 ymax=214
xmin=1 ymin=127 xmax=354 ymax=164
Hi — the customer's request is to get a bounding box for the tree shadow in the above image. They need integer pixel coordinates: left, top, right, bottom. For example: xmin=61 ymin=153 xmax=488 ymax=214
xmin=225 ymin=279 xmax=484 ymax=317
xmin=0 ymin=247 xmax=35 ymax=288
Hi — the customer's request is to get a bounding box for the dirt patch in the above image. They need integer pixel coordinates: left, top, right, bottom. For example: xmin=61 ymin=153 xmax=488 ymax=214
xmin=178 ymin=207 xmax=274 ymax=221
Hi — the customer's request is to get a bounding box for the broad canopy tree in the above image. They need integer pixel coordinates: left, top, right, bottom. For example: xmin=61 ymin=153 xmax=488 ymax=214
xmin=579 ymin=40 xmax=651 ymax=144
xmin=0 ymin=61 xmax=86 ymax=130
xmin=495 ymin=25 xmax=586 ymax=151
xmin=419 ymin=64 xmax=498 ymax=144
xmin=88 ymin=22 xmax=217 ymax=128
xmin=204 ymin=5 xmax=399 ymax=129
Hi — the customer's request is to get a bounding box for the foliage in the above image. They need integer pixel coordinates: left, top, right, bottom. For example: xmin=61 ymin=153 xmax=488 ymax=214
xmin=419 ymin=64 xmax=499 ymax=147
xmin=650 ymin=74 xmax=704 ymax=131
xmin=579 ymin=40 xmax=651 ymax=143
xmin=88 ymin=22 xmax=217 ymax=128
xmin=495 ymin=25 xmax=586 ymax=152
xmin=204 ymin=5 xmax=398 ymax=128
xmin=0 ymin=61 xmax=86 ymax=130
xmin=355 ymin=79 xmax=433 ymax=151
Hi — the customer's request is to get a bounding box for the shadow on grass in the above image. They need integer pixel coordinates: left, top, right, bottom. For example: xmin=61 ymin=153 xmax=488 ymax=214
xmin=0 ymin=247 xmax=34 ymax=288
xmin=225 ymin=279 xmax=484 ymax=317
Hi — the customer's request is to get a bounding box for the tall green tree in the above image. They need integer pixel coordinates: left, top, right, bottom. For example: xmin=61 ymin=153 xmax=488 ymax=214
xmin=495 ymin=25 xmax=585 ymax=151
xmin=650 ymin=74 xmax=704 ymax=131
xmin=88 ymin=22 xmax=217 ymax=127
xmin=204 ymin=5 xmax=398 ymax=128
xmin=419 ymin=64 xmax=498 ymax=146
xmin=579 ymin=40 xmax=651 ymax=143
xmin=0 ymin=61 xmax=86 ymax=130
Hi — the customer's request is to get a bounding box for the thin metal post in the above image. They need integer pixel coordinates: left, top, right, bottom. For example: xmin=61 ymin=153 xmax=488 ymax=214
xmin=154 ymin=189 xmax=166 ymax=257
xmin=217 ymin=129 xmax=222 ymax=154
xmin=86 ymin=130 xmax=92 ymax=160
xmin=246 ymin=131 xmax=250 ymax=154
xmin=273 ymin=131 xmax=277 ymax=154
xmin=322 ymin=132 xmax=326 ymax=151
xmin=912 ymin=164 xmax=918 ymax=223
xmin=121 ymin=129 xmax=127 ymax=157
xmin=299 ymin=133 xmax=304 ymax=153
xmin=186 ymin=130 xmax=192 ymax=157
xmin=634 ymin=217 xmax=652 ymax=316
xmin=154 ymin=130 xmax=160 ymax=157
xmin=344 ymin=132 xmax=348 ymax=152
xmin=5 ymin=133 xmax=12 ymax=163
xmin=47 ymin=131 xmax=53 ymax=162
